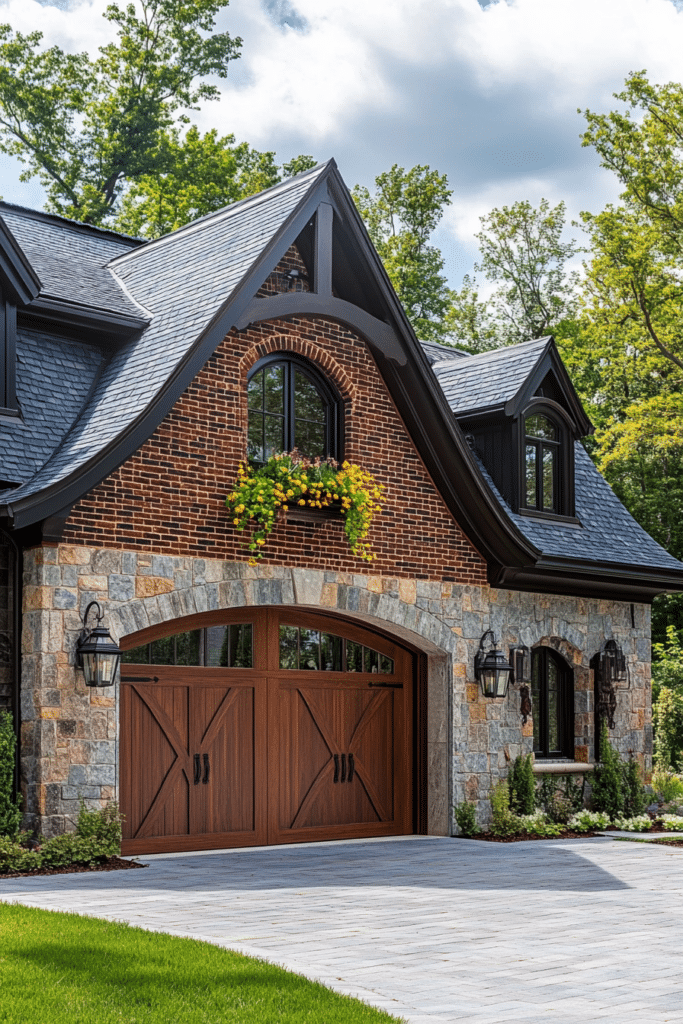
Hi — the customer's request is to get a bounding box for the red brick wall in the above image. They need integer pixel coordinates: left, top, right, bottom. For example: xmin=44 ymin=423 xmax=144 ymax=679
xmin=63 ymin=270 xmax=487 ymax=583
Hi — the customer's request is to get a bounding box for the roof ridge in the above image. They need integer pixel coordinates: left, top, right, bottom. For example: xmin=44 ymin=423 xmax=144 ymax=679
xmin=107 ymin=161 xmax=332 ymax=269
xmin=0 ymin=202 xmax=143 ymax=246
xmin=432 ymin=337 xmax=550 ymax=372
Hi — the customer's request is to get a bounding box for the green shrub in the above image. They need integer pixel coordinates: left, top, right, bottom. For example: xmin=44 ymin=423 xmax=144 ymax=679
xmin=517 ymin=812 xmax=563 ymax=837
xmin=660 ymin=813 xmax=683 ymax=831
xmin=453 ymin=801 xmax=479 ymax=837
xmin=567 ymin=809 xmax=611 ymax=832
xmin=537 ymin=774 xmax=585 ymax=824
xmin=590 ymin=721 xmax=625 ymax=817
xmin=0 ymin=710 xmax=22 ymax=838
xmin=622 ymin=757 xmax=647 ymax=817
xmin=612 ymin=814 xmax=652 ymax=831
xmin=652 ymin=626 xmax=683 ymax=771
xmin=0 ymin=803 xmax=122 ymax=875
xmin=652 ymin=770 xmax=683 ymax=804
xmin=508 ymin=754 xmax=535 ymax=815
xmin=489 ymin=780 xmax=522 ymax=836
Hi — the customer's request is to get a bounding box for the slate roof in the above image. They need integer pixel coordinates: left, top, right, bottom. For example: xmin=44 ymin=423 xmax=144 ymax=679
xmin=1 ymin=163 xmax=327 ymax=508
xmin=1 ymin=205 xmax=142 ymax=318
xmin=418 ymin=340 xmax=469 ymax=366
xmin=431 ymin=337 xmax=550 ymax=415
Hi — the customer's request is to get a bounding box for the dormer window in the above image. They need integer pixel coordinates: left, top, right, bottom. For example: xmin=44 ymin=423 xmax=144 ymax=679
xmin=524 ymin=413 xmax=560 ymax=513
xmin=0 ymin=290 xmax=19 ymax=417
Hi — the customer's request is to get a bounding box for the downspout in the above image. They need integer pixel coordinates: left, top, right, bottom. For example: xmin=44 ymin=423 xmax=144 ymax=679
xmin=0 ymin=523 xmax=21 ymax=799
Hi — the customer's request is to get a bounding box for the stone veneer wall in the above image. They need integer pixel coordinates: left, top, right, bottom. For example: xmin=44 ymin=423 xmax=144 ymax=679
xmin=21 ymin=544 xmax=652 ymax=836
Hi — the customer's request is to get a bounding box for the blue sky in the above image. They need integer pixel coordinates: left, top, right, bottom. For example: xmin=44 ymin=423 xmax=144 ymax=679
xmin=3 ymin=0 xmax=683 ymax=286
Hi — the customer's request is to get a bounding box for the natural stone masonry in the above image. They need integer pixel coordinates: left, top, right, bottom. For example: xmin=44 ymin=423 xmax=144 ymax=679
xmin=21 ymin=545 xmax=650 ymax=838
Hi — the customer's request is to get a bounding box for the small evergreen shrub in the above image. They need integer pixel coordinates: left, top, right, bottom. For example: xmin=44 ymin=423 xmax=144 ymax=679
xmin=490 ymin=780 xmax=522 ymax=836
xmin=0 ymin=710 xmax=21 ymax=838
xmin=508 ymin=754 xmax=535 ymax=815
xmin=453 ymin=801 xmax=479 ymax=837
xmin=590 ymin=721 xmax=625 ymax=817
xmin=622 ymin=757 xmax=647 ymax=817
xmin=537 ymin=775 xmax=585 ymax=824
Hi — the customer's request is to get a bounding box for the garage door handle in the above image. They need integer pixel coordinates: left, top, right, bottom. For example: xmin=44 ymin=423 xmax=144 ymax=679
xmin=340 ymin=753 xmax=347 ymax=783
xmin=333 ymin=754 xmax=340 ymax=783
xmin=203 ymin=753 xmax=210 ymax=785
xmin=193 ymin=754 xmax=201 ymax=785
xmin=347 ymin=752 xmax=354 ymax=782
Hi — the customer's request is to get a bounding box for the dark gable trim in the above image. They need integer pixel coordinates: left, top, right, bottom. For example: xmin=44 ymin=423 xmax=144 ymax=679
xmin=504 ymin=339 xmax=593 ymax=438
xmin=21 ymin=297 xmax=149 ymax=345
xmin=0 ymin=216 xmax=40 ymax=306
xmin=496 ymin=558 xmax=683 ymax=603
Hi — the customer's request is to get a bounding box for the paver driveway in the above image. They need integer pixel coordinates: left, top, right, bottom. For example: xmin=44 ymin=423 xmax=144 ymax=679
xmin=2 ymin=834 xmax=683 ymax=1024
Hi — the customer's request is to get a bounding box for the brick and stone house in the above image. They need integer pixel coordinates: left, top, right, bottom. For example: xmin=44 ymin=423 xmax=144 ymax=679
xmin=0 ymin=161 xmax=681 ymax=852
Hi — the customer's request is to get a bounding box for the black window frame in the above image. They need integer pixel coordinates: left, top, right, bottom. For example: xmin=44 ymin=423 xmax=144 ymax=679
xmin=0 ymin=290 xmax=19 ymax=418
xmin=517 ymin=400 xmax=576 ymax=520
xmin=531 ymin=646 xmax=574 ymax=759
xmin=247 ymin=353 xmax=342 ymax=467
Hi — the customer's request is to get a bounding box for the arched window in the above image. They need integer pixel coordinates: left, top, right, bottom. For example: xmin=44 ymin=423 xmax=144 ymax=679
xmin=247 ymin=355 xmax=341 ymax=466
xmin=531 ymin=647 xmax=574 ymax=759
xmin=524 ymin=413 xmax=560 ymax=513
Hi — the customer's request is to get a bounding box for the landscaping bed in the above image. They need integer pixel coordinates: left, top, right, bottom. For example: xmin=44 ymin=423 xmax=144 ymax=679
xmin=0 ymin=855 xmax=145 ymax=879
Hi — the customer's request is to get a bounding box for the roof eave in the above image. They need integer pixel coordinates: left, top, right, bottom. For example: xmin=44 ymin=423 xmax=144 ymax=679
xmin=495 ymin=555 xmax=683 ymax=603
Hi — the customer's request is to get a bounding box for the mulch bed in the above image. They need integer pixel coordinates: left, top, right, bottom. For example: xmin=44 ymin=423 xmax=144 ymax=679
xmin=0 ymin=857 xmax=146 ymax=880
xmin=464 ymin=830 xmax=597 ymax=842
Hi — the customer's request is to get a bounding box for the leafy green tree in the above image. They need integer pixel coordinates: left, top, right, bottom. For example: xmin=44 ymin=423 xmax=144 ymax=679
xmin=652 ymin=625 xmax=683 ymax=770
xmin=0 ymin=0 xmax=243 ymax=225
xmin=450 ymin=199 xmax=582 ymax=350
xmin=0 ymin=710 xmax=21 ymax=838
xmin=115 ymin=127 xmax=316 ymax=238
xmin=352 ymin=165 xmax=456 ymax=344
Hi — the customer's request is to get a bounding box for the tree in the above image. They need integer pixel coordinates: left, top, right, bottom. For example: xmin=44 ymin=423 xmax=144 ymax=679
xmin=450 ymin=199 xmax=582 ymax=350
xmin=115 ymin=127 xmax=316 ymax=238
xmin=0 ymin=0 xmax=243 ymax=225
xmin=352 ymin=165 xmax=456 ymax=344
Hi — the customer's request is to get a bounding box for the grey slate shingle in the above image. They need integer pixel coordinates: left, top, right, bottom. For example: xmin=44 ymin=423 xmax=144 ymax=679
xmin=432 ymin=337 xmax=549 ymax=414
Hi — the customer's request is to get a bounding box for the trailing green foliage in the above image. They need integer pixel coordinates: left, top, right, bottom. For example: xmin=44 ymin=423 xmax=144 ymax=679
xmin=226 ymin=453 xmax=384 ymax=563
xmin=507 ymin=754 xmax=536 ymax=815
xmin=453 ymin=801 xmax=479 ymax=837
xmin=0 ymin=710 xmax=21 ymax=838
xmin=0 ymin=802 xmax=122 ymax=874
xmin=1 ymin=903 xmax=401 ymax=1024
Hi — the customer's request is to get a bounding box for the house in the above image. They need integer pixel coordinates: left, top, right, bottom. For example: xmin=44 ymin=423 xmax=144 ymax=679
xmin=0 ymin=160 xmax=680 ymax=853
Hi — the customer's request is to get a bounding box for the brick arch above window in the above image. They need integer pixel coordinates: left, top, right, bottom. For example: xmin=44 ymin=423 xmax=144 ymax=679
xmin=237 ymin=329 xmax=357 ymax=406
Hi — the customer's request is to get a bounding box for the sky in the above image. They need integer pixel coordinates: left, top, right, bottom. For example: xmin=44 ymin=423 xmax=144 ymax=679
xmin=2 ymin=0 xmax=683 ymax=286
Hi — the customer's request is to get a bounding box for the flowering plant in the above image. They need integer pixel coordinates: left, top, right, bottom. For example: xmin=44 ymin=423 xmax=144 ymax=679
xmin=226 ymin=452 xmax=384 ymax=563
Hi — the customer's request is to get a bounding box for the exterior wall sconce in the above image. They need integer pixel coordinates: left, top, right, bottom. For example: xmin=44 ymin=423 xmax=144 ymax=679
xmin=595 ymin=638 xmax=629 ymax=729
xmin=510 ymin=644 xmax=532 ymax=723
xmin=474 ymin=630 xmax=515 ymax=698
xmin=75 ymin=601 xmax=121 ymax=687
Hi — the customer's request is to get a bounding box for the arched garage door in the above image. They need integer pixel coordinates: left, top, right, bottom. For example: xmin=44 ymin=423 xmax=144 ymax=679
xmin=120 ymin=608 xmax=414 ymax=855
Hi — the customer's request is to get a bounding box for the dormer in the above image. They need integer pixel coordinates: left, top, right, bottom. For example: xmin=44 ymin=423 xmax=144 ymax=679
xmin=431 ymin=337 xmax=593 ymax=523
xmin=0 ymin=215 xmax=40 ymax=418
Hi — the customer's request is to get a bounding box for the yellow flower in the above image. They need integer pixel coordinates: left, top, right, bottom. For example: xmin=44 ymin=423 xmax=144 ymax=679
xmin=256 ymin=538 xmax=265 ymax=546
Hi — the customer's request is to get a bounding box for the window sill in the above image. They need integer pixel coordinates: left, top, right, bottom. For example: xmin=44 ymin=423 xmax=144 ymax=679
xmin=532 ymin=761 xmax=594 ymax=774
xmin=519 ymin=508 xmax=582 ymax=527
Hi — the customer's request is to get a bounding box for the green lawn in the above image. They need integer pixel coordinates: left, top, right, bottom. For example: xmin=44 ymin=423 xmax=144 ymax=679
xmin=0 ymin=904 xmax=403 ymax=1024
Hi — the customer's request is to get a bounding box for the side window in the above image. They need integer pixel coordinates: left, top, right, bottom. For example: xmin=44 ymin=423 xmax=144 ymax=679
xmin=524 ymin=413 xmax=560 ymax=513
xmin=531 ymin=647 xmax=574 ymax=759
xmin=247 ymin=356 xmax=340 ymax=466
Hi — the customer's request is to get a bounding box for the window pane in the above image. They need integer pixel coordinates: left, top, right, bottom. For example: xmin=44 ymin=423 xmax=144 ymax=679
xmin=205 ymin=626 xmax=228 ymax=667
xmin=531 ymin=654 xmax=541 ymax=752
xmin=380 ymin=654 xmax=394 ymax=675
xmin=151 ymin=636 xmax=175 ymax=665
xmin=230 ymin=624 xmax=253 ymax=668
xmin=299 ymin=629 xmax=320 ymax=670
xmin=525 ymin=414 xmax=556 ymax=440
xmin=248 ymin=412 xmax=264 ymax=464
xmin=279 ymin=626 xmax=299 ymax=669
xmin=548 ymin=686 xmax=559 ymax=751
xmin=264 ymin=414 xmax=284 ymax=460
xmin=264 ymin=365 xmax=284 ymax=414
xmin=122 ymin=644 xmax=149 ymax=664
xmin=294 ymin=372 xmax=325 ymax=420
xmin=526 ymin=445 xmax=537 ymax=507
xmin=176 ymin=630 xmax=201 ymax=666
xmin=295 ymin=418 xmax=325 ymax=459
xmin=247 ymin=372 xmax=263 ymax=410
xmin=542 ymin=447 xmax=556 ymax=512
xmin=346 ymin=641 xmax=363 ymax=672
xmin=321 ymin=633 xmax=342 ymax=671
xmin=364 ymin=647 xmax=379 ymax=673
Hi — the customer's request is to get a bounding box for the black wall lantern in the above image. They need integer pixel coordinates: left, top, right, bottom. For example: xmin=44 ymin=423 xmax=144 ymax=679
xmin=595 ymin=638 xmax=629 ymax=729
xmin=75 ymin=601 xmax=121 ymax=687
xmin=474 ymin=630 xmax=515 ymax=698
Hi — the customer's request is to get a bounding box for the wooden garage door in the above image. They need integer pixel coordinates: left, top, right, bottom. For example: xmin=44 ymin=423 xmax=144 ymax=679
xmin=120 ymin=609 xmax=413 ymax=855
